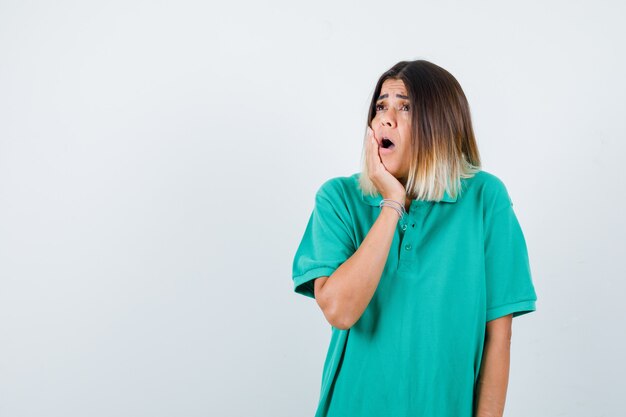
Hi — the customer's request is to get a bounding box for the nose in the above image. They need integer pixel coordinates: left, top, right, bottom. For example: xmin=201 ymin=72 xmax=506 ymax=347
xmin=379 ymin=109 xmax=397 ymax=128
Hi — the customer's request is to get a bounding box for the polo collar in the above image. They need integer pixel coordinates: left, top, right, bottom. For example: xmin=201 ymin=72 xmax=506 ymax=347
xmin=359 ymin=179 xmax=458 ymax=205
xmin=360 ymin=190 xmax=457 ymax=206
xmin=352 ymin=172 xmax=459 ymax=206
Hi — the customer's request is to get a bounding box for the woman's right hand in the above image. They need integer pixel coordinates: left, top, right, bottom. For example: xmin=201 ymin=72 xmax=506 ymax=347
xmin=366 ymin=126 xmax=406 ymax=202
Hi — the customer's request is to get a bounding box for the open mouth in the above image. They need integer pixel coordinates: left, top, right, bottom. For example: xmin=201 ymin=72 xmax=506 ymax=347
xmin=381 ymin=138 xmax=395 ymax=149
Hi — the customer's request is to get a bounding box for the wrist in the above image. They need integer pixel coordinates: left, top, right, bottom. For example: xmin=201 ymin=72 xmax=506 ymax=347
xmin=382 ymin=195 xmax=405 ymax=204
xmin=380 ymin=205 xmax=403 ymax=221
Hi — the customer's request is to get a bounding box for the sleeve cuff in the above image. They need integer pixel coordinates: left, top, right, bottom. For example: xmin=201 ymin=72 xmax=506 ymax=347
xmin=293 ymin=266 xmax=338 ymax=299
xmin=486 ymin=299 xmax=536 ymax=322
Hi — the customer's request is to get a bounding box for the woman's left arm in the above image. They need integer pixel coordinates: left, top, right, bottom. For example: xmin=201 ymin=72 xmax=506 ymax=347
xmin=474 ymin=314 xmax=513 ymax=417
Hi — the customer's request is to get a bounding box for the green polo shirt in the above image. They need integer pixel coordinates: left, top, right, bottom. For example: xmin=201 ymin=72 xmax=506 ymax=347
xmin=292 ymin=170 xmax=537 ymax=417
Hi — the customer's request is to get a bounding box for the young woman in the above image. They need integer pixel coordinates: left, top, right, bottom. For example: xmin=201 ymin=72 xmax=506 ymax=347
xmin=292 ymin=59 xmax=538 ymax=417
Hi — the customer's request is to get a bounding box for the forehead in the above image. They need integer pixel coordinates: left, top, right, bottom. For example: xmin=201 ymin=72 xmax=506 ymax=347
xmin=380 ymin=79 xmax=407 ymax=94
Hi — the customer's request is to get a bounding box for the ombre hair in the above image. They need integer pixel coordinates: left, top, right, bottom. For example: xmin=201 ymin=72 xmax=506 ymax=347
xmin=359 ymin=60 xmax=481 ymax=202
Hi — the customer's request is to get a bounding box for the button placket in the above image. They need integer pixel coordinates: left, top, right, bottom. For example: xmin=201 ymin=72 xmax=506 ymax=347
xmin=398 ymin=200 xmax=431 ymax=264
xmin=398 ymin=204 xmax=417 ymax=262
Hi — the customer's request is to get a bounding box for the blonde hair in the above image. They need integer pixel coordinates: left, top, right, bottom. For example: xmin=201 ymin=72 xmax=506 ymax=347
xmin=359 ymin=60 xmax=482 ymax=201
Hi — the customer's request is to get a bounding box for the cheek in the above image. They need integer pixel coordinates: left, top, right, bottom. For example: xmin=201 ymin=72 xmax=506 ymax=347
xmin=400 ymin=124 xmax=411 ymax=140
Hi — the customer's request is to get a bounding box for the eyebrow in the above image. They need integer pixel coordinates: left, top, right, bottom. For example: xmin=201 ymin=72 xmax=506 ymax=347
xmin=377 ymin=93 xmax=409 ymax=101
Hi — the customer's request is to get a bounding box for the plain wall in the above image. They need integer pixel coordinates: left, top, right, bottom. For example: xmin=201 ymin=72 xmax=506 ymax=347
xmin=1 ymin=0 xmax=624 ymax=416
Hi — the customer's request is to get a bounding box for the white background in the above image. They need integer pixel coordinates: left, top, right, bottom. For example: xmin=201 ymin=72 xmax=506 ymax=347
xmin=1 ymin=1 xmax=624 ymax=416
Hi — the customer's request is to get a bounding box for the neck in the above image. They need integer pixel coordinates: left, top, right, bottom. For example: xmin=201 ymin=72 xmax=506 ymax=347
xmin=404 ymin=197 xmax=412 ymax=212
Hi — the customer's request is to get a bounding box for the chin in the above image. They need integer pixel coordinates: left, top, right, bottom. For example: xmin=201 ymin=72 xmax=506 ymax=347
xmin=387 ymin=166 xmax=408 ymax=183
xmin=382 ymin=163 xmax=400 ymax=176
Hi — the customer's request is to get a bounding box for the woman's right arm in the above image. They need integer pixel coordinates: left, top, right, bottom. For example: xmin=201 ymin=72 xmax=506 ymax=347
xmin=314 ymin=205 xmax=401 ymax=330
xmin=314 ymin=126 xmax=405 ymax=329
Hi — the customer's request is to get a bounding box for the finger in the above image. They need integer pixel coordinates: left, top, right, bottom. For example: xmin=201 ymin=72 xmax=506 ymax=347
xmin=366 ymin=133 xmax=373 ymax=172
xmin=369 ymin=127 xmax=379 ymax=146
xmin=367 ymin=132 xmax=379 ymax=172
xmin=371 ymin=131 xmax=382 ymax=164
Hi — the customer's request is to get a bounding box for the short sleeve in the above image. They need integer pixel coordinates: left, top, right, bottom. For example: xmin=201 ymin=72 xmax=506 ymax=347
xmin=484 ymin=194 xmax=538 ymax=322
xmin=292 ymin=183 xmax=357 ymax=299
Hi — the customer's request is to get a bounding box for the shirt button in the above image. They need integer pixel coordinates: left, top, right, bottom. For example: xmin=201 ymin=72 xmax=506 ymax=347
xmin=401 ymin=224 xmax=407 ymax=231
xmin=405 ymin=244 xmax=412 ymax=251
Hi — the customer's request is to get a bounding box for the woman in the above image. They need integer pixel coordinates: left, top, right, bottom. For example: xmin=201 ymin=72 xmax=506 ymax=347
xmin=292 ymin=59 xmax=538 ymax=417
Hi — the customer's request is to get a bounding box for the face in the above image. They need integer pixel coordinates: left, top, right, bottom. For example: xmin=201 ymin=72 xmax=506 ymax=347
xmin=370 ymin=78 xmax=413 ymax=182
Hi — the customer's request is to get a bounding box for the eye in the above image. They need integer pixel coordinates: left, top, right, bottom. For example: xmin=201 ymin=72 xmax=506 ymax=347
xmin=375 ymin=103 xmax=410 ymax=112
